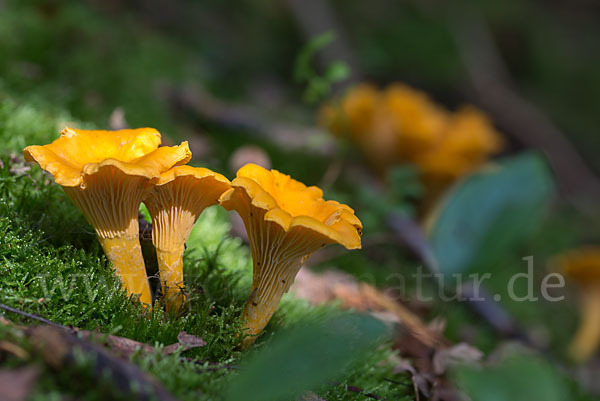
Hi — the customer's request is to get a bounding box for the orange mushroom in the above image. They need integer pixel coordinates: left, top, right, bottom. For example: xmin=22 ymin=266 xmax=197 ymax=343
xmin=24 ymin=127 xmax=191 ymax=306
xmin=143 ymin=166 xmax=231 ymax=312
xmin=319 ymin=83 xmax=448 ymax=174
xmin=320 ymin=84 xmax=503 ymax=214
xmin=554 ymin=247 xmax=600 ymax=362
xmin=415 ymin=106 xmax=503 ymax=206
xmin=219 ymin=164 xmax=362 ymax=347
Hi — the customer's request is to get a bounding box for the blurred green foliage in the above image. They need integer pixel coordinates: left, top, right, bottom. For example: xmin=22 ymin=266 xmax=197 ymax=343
xmin=225 ymin=314 xmax=390 ymax=401
xmin=453 ymin=353 xmax=572 ymax=401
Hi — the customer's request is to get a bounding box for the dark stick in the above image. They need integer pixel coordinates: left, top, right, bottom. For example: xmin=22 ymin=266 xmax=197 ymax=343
xmin=0 ymin=303 xmax=65 ymax=329
xmin=29 ymin=325 xmax=182 ymax=401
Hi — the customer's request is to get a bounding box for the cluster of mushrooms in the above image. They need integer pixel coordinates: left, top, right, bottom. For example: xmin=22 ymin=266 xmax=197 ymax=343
xmin=24 ymin=127 xmax=362 ymax=347
xmin=320 ymin=83 xmax=503 ymax=210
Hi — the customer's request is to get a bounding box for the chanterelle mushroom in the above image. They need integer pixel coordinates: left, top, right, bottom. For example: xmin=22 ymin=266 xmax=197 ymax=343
xmin=320 ymin=84 xmax=503 ymax=213
xmin=24 ymin=127 xmax=191 ymax=306
xmin=219 ymin=163 xmax=362 ymax=347
xmin=555 ymin=247 xmax=600 ymax=362
xmin=143 ymin=166 xmax=231 ymax=312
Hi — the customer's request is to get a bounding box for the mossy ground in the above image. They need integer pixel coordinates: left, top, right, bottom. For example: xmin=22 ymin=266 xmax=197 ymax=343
xmin=0 ymin=97 xmax=413 ymax=400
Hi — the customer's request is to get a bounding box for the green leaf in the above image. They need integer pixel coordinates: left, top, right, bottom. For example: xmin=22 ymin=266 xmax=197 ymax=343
xmin=429 ymin=153 xmax=555 ymax=277
xmin=225 ymin=314 xmax=388 ymax=401
xmin=293 ymin=32 xmax=335 ymax=82
xmin=453 ymin=354 xmax=569 ymax=401
xmin=293 ymin=32 xmax=351 ymax=104
xmin=325 ymin=62 xmax=350 ymax=82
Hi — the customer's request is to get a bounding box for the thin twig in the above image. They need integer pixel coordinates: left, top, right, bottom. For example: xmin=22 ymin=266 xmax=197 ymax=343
xmin=0 ymin=304 xmax=65 ymax=329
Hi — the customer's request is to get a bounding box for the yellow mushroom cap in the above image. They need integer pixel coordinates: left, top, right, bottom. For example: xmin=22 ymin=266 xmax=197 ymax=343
xmin=383 ymin=83 xmax=448 ymax=158
xmin=319 ymin=83 xmax=450 ymax=174
xmin=415 ymin=106 xmax=503 ymax=180
xmin=219 ymin=163 xmax=362 ymax=250
xmin=152 ymin=165 xmax=230 ymax=187
xmin=145 ymin=165 xmax=231 ymax=251
xmin=319 ymin=84 xmax=379 ymax=140
xmin=24 ymin=127 xmax=191 ymax=187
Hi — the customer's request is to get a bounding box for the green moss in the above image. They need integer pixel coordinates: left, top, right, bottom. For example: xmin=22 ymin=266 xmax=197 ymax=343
xmin=0 ymin=95 xmax=78 ymax=156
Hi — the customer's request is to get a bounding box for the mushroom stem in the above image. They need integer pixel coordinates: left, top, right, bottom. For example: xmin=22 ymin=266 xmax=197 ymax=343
xmin=144 ymin=167 xmax=231 ymax=313
xmin=569 ymin=289 xmax=600 ymax=362
xmin=239 ymin=210 xmax=319 ymax=348
xmin=63 ymin=169 xmax=152 ymax=306
xmin=241 ymin=256 xmax=306 ymax=348
xmin=98 ymin=237 xmax=153 ymax=305
xmin=155 ymin=247 xmax=186 ymax=312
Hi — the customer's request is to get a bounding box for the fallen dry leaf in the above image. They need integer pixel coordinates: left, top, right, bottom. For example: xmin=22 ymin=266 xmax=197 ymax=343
xmin=79 ymin=330 xmax=205 ymax=357
xmin=79 ymin=331 xmax=156 ymax=358
xmin=162 ymin=331 xmax=206 ymax=355
xmin=291 ymin=269 xmax=473 ymax=400
xmin=291 ymin=268 xmax=445 ymax=348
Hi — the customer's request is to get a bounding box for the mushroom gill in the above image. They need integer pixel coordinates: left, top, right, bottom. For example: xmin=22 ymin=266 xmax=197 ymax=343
xmin=143 ymin=166 xmax=231 ymax=312
xmin=219 ymin=163 xmax=362 ymax=347
xmin=24 ymin=127 xmax=191 ymax=306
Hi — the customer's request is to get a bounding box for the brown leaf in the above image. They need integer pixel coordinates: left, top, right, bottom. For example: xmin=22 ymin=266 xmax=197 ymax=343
xmin=291 ymin=268 xmax=445 ymax=348
xmin=162 ymin=331 xmax=206 ymax=355
xmin=78 ymin=331 xmax=155 ymax=358
xmin=79 ymin=330 xmax=205 ymax=358
xmin=0 ymin=366 xmax=39 ymax=401
xmin=292 ymin=268 xmax=356 ymax=306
